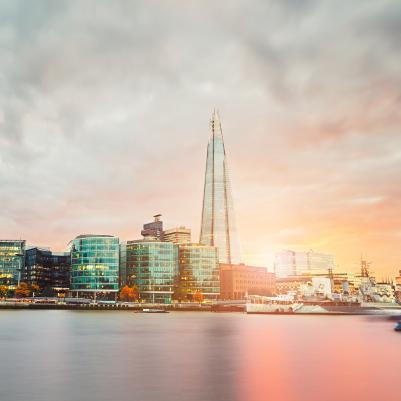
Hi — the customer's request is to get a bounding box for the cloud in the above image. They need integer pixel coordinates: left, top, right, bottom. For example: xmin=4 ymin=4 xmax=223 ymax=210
xmin=0 ymin=0 xmax=400 ymax=275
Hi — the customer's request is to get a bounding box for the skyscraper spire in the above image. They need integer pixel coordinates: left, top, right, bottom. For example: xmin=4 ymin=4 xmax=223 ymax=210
xmin=200 ymin=110 xmax=241 ymax=264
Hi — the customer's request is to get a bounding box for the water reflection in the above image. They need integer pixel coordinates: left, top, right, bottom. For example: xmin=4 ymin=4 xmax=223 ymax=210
xmin=0 ymin=311 xmax=399 ymax=401
xmin=237 ymin=315 xmax=401 ymax=401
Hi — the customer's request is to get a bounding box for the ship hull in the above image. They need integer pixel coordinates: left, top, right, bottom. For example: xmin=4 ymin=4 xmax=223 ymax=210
xmin=246 ymin=302 xmax=401 ymax=316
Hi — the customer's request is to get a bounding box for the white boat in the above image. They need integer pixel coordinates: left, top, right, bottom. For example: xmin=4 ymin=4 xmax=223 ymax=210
xmin=246 ymin=295 xmax=401 ymax=315
xmin=141 ymin=308 xmax=169 ymax=313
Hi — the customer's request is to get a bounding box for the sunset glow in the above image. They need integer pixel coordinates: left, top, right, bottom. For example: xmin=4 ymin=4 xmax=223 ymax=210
xmin=1 ymin=1 xmax=400 ymax=276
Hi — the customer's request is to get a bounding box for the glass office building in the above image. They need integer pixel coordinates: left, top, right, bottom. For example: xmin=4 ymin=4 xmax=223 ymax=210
xmin=0 ymin=240 xmax=25 ymax=289
xmin=178 ymin=244 xmax=220 ymax=300
xmin=24 ymin=247 xmax=70 ymax=295
xmin=274 ymin=250 xmax=335 ymax=278
xmin=126 ymin=240 xmax=178 ymax=304
xmin=163 ymin=227 xmax=191 ymax=244
xmin=119 ymin=241 xmax=127 ymax=287
xmin=200 ymin=110 xmax=241 ymax=264
xmin=70 ymin=235 xmax=119 ymax=297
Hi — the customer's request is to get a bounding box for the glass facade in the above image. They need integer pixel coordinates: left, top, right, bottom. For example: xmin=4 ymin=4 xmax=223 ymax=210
xmin=163 ymin=227 xmax=191 ymax=244
xmin=126 ymin=241 xmax=178 ymax=304
xmin=141 ymin=214 xmax=163 ymax=240
xmin=24 ymin=247 xmax=71 ymax=294
xmin=70 ymin=235 xmax=119 ymax=295
xmin=178 ymin=244 xmax=220 ymax=300
xmin=0 ymin=240 xmax=25 ymax=288
xmin=274 ymin=250 xmax=335 ymax=278
xmin=119 ymin=241 xmax=127 ymax=287
xmin=200 ymin=110 xmax=241 ymax=264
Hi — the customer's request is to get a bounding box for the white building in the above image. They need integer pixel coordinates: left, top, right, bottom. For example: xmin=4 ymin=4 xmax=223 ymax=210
xmin=274 ymin=250 xmax=335 ymax=278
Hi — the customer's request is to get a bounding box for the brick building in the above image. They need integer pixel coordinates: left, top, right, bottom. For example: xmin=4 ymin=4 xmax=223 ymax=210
xmin=220 ymin=263 xmax=275 ymax=300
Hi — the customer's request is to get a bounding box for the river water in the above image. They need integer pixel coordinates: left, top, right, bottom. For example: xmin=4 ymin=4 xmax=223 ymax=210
xmin=0 ymin=311 xmax=399 ymax=401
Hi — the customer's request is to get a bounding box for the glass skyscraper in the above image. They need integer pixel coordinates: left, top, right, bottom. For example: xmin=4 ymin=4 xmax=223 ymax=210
xmin=70 ymin=235 xmax=119 ymax=297
xmin=200 ymin=110 xmax=241 ymax=264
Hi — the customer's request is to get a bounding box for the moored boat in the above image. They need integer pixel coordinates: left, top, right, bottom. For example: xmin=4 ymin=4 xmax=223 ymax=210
xmin=246 ymin=295 xmax=401 ymax=315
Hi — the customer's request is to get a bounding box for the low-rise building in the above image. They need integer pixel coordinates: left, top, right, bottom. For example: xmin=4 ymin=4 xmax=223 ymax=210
xmin=274 ymin=250 xmax=334 ymax=278
xmin=119 ymin=241 xmax=127 ymax=287
xmin=220 ymin=263 xmax=275 ymax=300
xmin=69 ymin=235 xmax=119 ymax=299
xmin=24 ymin=247 xmax=70 ymax=296
xmin=127 ymin=240 xmax=178 ymax=304
xmin=0 ymin=240 xmax=25 ymax=289
xmin=141 ymin=214 xmax=164 ymax=240
xmin=163 ymin=227 xmax=191 ymax=244
xmin=177 ymin=243 xmax=219 ymax=300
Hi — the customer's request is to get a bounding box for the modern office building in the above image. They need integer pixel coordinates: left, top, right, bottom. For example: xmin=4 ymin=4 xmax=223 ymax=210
xmin=274 ymin=250 xmax=335 ymax=278
xmin=163 ymin=227 xmax=191 ymax=244
xmin=126 ymin=240 xmax=178 ymax=303
xmin=141 ymin=214 xmax=164 ymax=240
xmin=0 ymin=240 xmax=25 ymax=288
xmin=69 ymin=235 xmax=119 ymax=298
xmin=199 ymin=110 xmax=241 ymax=264
xmin=220 ymin=263 xmax=276 ymax=300
xmin=51 ymin=252 xmax=71 ymax=295
xmin=119 ymin=241 xmax=127 ymax=287
xmin=177 ymin=243 xmax=219 ymax=300
xmin=24 ymin=247 xmax=70 ymax=296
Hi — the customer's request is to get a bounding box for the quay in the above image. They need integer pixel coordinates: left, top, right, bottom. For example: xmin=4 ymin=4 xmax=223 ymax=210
xmin=0 ymin=300 xmax=246 ymax=312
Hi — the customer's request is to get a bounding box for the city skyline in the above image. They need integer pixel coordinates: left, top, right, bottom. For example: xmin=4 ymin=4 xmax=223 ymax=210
xmin=1 ymin=1 xmax=400 ymax=276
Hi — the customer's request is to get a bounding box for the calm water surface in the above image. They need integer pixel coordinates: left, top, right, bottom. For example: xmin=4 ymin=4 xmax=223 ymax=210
xmin=0 ymin=311 xmax=399 ymax=401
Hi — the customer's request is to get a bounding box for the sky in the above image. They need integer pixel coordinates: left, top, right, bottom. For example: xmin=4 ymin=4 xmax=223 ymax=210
xmin=0 ymin=0 xmax=400 ymax=276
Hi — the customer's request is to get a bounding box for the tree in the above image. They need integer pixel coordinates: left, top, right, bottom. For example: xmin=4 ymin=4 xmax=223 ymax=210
xmin=14 ymin=283 xmax=39 ymax=298
xmin=15 ymin=282 xmax=30 ymax=298
xmin=172 ymin=285 xmax=187 ymax=302
xmin=193 ymin=291 xmax=204 ymax=304
xmin=119 ymin=285 xmax=139 ymax=302
xmin=0 ymin=285 xmax=8 ymax=298
xmin=30 ymin=284 xmax=40 ymax=297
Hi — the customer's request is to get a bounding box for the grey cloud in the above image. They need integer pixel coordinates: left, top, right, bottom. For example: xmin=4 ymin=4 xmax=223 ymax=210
xmin=0 ymin=0 xmax=400 ymax=273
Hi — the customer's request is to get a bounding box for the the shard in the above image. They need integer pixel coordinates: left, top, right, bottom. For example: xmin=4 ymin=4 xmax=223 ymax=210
xmin=199 ymin=110 xmax=241 ymax=264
